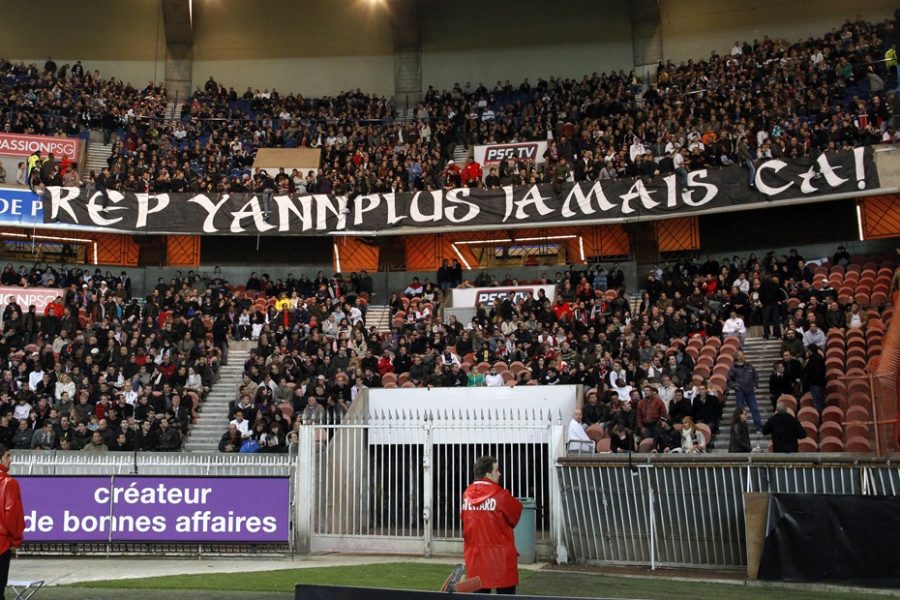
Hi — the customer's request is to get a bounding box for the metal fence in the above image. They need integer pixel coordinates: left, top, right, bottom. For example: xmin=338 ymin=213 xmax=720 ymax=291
xmin=294 ymin=409 xmax=566 ymax=558
xmin=558 ymin=455 xmax=900 ymax=570
xmin=10 ymin=450 xmax=295 ymax=477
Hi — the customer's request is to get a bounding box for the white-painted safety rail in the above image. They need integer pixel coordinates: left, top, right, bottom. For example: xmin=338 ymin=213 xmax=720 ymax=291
xmin=294 ymin=409 xmax=566 ymax=559
xmin=558 ymin=455 xmax=900 ymax=570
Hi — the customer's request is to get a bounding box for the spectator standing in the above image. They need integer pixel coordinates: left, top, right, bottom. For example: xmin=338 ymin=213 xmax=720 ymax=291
xmin=768 ymin=361 xmax=794 ymax=411
xmin=758 ymin=275 xmax=784 ymax=340
xmin=763 ymin=403 xmax=807 ymax=453
xmin=728 ymin=408 xmax=752 ymax=453
xmin=727 ymin=352 xmax=761 ymax=431
xmin=801 ymin=345 xmax=826 ymax=413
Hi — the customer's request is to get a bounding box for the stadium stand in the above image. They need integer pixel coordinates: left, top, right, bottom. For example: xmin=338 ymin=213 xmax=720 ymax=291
xmin=0 ymin=15 xmax=896 ymax=456
xmin=11 ymin=18 xmax=898 ymax=197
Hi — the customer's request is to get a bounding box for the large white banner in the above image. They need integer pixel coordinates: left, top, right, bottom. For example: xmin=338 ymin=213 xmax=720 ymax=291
xmin=450 ymin=284 xmax=556 ymax=308
xmin=0 ymin=133 xmax=80 ymax=161
xmin=367 ymin=385 xmax=576 ymax=444
xmin=0 ymin=286 xmax=63 ymax=311
xmin=473 ymin=141 xmax=549 ymax=168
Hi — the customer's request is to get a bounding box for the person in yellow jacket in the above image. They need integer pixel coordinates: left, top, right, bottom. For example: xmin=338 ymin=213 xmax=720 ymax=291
xmin=275 ymin=292 xmax=292 ymax=329
xmin=886 ymin=45 xmax=898 ymax=91
xmin=26 ymin=151 xmax=41 ymax=179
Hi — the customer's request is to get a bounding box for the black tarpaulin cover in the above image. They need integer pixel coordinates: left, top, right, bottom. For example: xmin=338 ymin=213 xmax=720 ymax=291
xmin=758 ymin=493 xmax=900 ymax=583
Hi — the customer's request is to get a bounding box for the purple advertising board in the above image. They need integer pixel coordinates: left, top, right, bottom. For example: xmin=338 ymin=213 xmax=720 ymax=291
xmin=19 ymin=476 xmax=290 ymax=543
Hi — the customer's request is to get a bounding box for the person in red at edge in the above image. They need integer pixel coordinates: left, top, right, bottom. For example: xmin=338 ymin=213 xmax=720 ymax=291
xmin=0 ymin=445 xmax=24 ymax=598
xmin=461 ymin=456 xmax=522 ymax=594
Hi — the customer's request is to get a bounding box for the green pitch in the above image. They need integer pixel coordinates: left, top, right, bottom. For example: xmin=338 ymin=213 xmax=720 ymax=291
xmin=33 ymin=562 xmax=885 ymax=600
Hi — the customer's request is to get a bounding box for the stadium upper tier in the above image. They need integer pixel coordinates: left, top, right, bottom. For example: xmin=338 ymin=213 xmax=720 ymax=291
xmin=4 ymin=18 xmax=895 ymax=196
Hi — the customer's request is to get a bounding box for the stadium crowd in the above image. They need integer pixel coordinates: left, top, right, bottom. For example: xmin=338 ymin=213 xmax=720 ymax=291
xmin=0 ymin=265 xmax=229 ymax=452
xmin=0 ymin=239 xmax=890 ymax=455
xmin=218 ymin=244 xmax=892 ymax=454
xmin=11 ymin=18 xmax=899 ymax=197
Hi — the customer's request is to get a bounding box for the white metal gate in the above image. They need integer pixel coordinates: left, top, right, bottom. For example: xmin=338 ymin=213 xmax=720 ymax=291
xmin=294 ymin=409 xmax=566 ymax=558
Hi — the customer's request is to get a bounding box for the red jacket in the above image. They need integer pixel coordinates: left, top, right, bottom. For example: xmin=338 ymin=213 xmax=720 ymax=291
xmin=637 ymin=395 xmax=668 ymax=428
xmin=44 ymin=301 xmax=64 ymax=319
xmin=0 ymin=465 xmax=24 ymax=555
xmin=461 ymin=478 xmax=522 ymax=589
xmin=462 ymin=161 xmax=483 ymax=184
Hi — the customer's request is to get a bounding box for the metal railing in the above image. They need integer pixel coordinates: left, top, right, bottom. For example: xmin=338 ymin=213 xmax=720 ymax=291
xmin=294 ymin=410 xmax=566 ymax=558
xmin=557 ymin=455 xmax=900 ymax=570
xmin=10 ymin=449 xmax=295 ymax=477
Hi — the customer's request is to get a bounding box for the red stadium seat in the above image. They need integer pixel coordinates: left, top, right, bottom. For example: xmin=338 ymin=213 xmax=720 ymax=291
xmin=695 ymin=423 xmax=711 ymax=445
xmin=638 ymin=438 xmax=655 ymax=453
xmin=846 ymin=405 xmax=869 ymax=423
xmin=801 ymin=421 xmax=819 ymax=442
xmin=797 ymin=407 xmax=820 ymax=428
xmin=798 ymin=438 xmax=818 ymax=452
xmin=845 ymin=422 xmax=869 ymax=440
xmin=777 ymin=394 xmax=797 ymax=414
xmin=845 ymin=436 xmax=872 ymax=453
xmin=586 ymin=424 xmax=607 ymax=441
xmin=818 ymin=436 xmax=844 ymax=453
xmin=821 ymin=406 xmax=844 ymax=425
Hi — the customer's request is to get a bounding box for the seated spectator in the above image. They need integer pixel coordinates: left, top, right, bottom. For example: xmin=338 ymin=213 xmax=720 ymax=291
xmin=567 ymin=409 xmax=594 ymax=453
xmin=677 ymin=416 xmax=705 ymax=454
xmin=653 ymin=418 xmax=681 ymax=453
xmin=721 ymin=310 xmax=746 ymax=348
xmin=609 ymin=424 xmax=634 ymax=454
xmin=801 ymin=322 xmax=826 ymax=349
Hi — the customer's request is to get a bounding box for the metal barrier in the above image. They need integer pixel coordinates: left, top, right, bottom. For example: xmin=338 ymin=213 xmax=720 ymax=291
xmin=11 ymin=450 xmax=295 ymax=477
xmin=294 ymin=410 xmax=566 ymax=559
xmin=558 ymin=455 xmax=900 ymax=570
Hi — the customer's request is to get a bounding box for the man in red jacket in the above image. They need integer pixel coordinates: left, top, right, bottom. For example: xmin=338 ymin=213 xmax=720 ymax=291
xmin=461 ymin=157 xmax=483 ymax=187
xmin=461 ymin=456 xmax=522 ymax=594
xmin=0 ymin=445 xmax=24 ymax=598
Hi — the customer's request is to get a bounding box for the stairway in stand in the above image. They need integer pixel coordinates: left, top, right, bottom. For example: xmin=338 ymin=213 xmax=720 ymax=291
xmin=452 ymin=144 xmax=470 ymax=164
xmin=183 ymin=348 xmax=250 ymax=452
xmin=708 ymin=336 xmax=782 ymax=453
xmin=81 ymin=139 xmax=114 ymax=182
xmin=365 ymin=305 xmax=391 ymax=334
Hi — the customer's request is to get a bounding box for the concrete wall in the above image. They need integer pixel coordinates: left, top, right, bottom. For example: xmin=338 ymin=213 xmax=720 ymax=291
xmin=420 ymin=0 xmax=634 ymax=92
xmin=0 ymin=0 xmax=166 ymax=85
xmin=660 ymin=0 xmax=898 ymax=64
xmin=190 ymin=0 xmax=395 ymax=97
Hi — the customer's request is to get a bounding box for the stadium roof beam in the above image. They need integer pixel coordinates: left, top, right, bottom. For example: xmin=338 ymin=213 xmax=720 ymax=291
xmin=162 ymin=0 xmax=194 ymax=102
xmin=629 ymin=0 xmax=663 ymax=83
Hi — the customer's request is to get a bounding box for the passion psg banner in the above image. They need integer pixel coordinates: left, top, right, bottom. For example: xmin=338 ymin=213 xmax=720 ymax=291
xmin=42 ymin=146 xmax=878 ymax=236
xmin=0 ymin=132 xmax=80 ymax=161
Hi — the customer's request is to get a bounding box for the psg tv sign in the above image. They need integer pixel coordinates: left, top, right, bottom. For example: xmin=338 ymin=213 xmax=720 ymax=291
xmin=43 ymin=147 xmax=879 ymax=236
